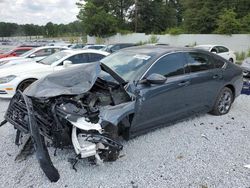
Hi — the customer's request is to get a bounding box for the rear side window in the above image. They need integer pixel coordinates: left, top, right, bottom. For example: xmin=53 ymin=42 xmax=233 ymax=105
xmin=146 ymin=53 xmax=185 ymax=78
xmin=88 ymin=53 xmax=105 ymax=62
xmin=214 ymin=58 xmax=225 ymax=68
xmin=67 ymin=54 xmax=89 ymax=64
xmin=33 ymin=48 xmax=59 ymax=57
xmin=111 ymin=45 xmax=120 ymax=51
xmin=186 ymin=52 xmax=214 ymax=73
xmin=216 ymin=46 xmax=229 ymax=53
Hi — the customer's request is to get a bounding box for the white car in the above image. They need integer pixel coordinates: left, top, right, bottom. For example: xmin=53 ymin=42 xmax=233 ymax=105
xmin=195 ymin=45 xmax=236 ymax=63
xmin=0 ymin=46 xmax=68 ymax=68
xmin=0 ymin=49 xmax=109 ymax=98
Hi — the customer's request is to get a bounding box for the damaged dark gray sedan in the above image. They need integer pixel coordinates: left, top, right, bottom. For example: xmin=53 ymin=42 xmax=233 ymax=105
xmin=1 ymin=46 xmax=243 ymax=182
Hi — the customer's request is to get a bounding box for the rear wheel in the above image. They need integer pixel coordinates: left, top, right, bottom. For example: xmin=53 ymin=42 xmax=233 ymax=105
xmin=210 ymin=87 xmax=233 ymax=115
xmin=17 ymin=79 xmax=36 ymax=92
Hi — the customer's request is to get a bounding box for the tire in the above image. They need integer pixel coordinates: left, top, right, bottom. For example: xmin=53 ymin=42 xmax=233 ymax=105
xmin=101 ymin=125 xmax=120 ymax=162
xmin=17 ymin=79 xmax=36 ymax=92
xmin=210 ymin=87 xmax=233 ymax=116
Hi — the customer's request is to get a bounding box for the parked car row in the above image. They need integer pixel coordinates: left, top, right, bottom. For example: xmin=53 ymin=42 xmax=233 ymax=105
xmin=0 ymin=46 xmax=68 ymax=68
xmin=0 ymin=44 xmax=244 ymax=182
xmin=0 ymin=47 xmax=33 ymax=59
xmin=68 ymin=43 xmax=138 ymax=53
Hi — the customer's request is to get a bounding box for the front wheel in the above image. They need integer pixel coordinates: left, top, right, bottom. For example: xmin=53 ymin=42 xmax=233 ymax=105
xmin=17 ymin=79 xmax=36 ymax=92
xmin=210 ymin=87 xmax=233 ymax=116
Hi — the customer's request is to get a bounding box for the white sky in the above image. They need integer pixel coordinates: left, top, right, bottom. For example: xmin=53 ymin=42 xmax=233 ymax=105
xmin=0 ymin=0 xmax=79 ymax=25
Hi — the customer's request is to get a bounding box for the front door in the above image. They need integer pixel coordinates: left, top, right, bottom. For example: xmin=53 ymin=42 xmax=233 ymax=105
xmin=131 ymin=52 xmax=191 ymax=134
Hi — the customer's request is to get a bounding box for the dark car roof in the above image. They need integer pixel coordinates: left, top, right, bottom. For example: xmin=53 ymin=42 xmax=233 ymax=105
xmin=120 ymin=45 xmax=198 ymax=58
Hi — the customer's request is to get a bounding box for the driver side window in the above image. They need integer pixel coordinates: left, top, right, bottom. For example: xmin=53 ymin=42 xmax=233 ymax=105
xmin=145 ymin=53 xmax=185 ymax=78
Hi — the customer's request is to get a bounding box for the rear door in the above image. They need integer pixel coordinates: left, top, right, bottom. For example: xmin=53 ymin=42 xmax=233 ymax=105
xmin=184 ymin=51 xmax=224 ymax=112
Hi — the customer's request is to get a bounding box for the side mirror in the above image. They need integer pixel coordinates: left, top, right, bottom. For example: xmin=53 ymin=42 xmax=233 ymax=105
xmin=146 ymin=73 xmax=167 ymax=85
xmin=29 ymin=54 xmax=36 ymax=58
xmin=63 ymin=60 xmax=73 ymax=67
xmin=11 ymin=52 xmax=17 ymax=56
xmin=211 ymin=51 xmax=217 ymax=54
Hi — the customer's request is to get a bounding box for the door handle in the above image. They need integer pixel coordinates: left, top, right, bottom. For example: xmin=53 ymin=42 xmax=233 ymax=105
xmin=212 ymin=74 xmax=219 ymax=79
xmin=178 ymin=81 xmax=190 ymax=87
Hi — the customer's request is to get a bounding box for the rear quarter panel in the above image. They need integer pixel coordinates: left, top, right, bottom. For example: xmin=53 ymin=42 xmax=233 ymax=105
xmin=222 ymin=62 xmax=243 ymax=98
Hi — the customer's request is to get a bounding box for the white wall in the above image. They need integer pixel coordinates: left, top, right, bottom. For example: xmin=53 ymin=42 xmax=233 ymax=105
xmin=88 ymin=33 xmax=250 ymax=52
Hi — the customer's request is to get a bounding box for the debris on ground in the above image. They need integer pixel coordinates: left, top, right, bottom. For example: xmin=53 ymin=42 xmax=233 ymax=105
xmin=244 ymin=164 xmax=250 ymax=169
xmin=201 ymin=134 xmax=209 ymax=141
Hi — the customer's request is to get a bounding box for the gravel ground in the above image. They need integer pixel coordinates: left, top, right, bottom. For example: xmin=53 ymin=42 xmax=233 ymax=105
xmin=0 ymin=95 xmax=249 ymax=188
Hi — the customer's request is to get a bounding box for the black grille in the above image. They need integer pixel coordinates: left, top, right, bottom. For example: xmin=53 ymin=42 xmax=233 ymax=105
xmin=5 ymin=92 xmax=54 ymax=138
xmin=5 ymin=95 xmax=29 ymax=133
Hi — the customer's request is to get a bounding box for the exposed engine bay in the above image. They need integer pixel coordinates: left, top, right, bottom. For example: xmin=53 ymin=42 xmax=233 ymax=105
xmin=2 ymin=63 xmax=135 ymax=182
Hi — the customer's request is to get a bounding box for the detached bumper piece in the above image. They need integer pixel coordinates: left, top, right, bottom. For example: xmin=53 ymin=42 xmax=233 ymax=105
xmin=5 ymin=91 xmax=60 ymax=182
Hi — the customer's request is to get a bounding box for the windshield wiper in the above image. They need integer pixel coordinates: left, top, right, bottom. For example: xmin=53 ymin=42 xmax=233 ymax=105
xmin=100 ymin=62 xmax=126 ymax=85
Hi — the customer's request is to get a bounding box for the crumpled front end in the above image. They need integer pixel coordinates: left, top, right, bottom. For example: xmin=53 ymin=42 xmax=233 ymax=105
xmin=4 ymin=71 xmax=134 ymax=181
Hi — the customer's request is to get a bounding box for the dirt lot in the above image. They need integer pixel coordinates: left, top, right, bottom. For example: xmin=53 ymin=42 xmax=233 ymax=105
xmin=0 ymin=95 xmax=249 ymax=188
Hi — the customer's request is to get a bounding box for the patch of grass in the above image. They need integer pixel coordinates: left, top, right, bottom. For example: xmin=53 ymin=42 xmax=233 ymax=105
xmin=148 ymin=35 xmax=159 ymax=44
xmin=163 ymin=27 xmax=185 ymax=35
xmin=185 ymin=42 xmax=197 ymax=47
xmin=117 ymin=29 xmax=133 ymax=35
xmin=95 ymin=37 xmax=105 ymax=44
xmin=247 ymin=48 xmax=250 ymax=57
xmin=235 ymin=51 xmax=246 ymax=61
xmin=136 ymin=40 xmax=148 ymax=45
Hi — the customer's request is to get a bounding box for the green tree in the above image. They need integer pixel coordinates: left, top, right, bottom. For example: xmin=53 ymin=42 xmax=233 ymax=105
xmin=182 ymin=0 xmax=224 ymax=33
xmin=0 ymin=22 xmax=19 ymax=37
xmin=215 ymin=9 xmax=242 ymax=34
xmin=45 ymin=22 xmax=58 ymax=37
xmin=77 ymin=1 xmax=118 ymax=37
xmin=108 ymin=0 xmax=134 ymax=29
xmin=240 ymin=13 xmax=250 ymax=33
xmin=130 ymin=0 xmax=177 ymax=34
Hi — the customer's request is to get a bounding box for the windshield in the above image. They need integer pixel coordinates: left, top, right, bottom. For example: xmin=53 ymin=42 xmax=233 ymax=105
xmin=39 ymin=51 xmax=71 ymax=65
xmin=102 ymin=45 xmax=113 ymax=52
xmin=100 ymin=51 xmax=153 ymax=81
xmin=20 ymin=48 xmax=36 ymax=57
xmin=5 ymin=49 xmax=15 ymax=54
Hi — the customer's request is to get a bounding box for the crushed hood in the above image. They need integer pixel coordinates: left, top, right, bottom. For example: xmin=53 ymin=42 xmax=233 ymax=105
xmin=24 ymin=62 xmax=101 ymax=98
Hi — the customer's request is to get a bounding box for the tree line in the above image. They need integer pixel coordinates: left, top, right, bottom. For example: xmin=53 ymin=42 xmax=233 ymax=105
xmin=0 ymin=21 xmax=84 ymax=38
xmin=77 ymin=0 xmax=250 ymax=36
xmin=1 ymin=0 xmax=250 ymax=38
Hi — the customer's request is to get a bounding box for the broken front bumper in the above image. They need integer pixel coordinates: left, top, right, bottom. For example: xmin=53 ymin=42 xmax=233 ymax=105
xmin=4 ymin=91 xmax=123 ymax=182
